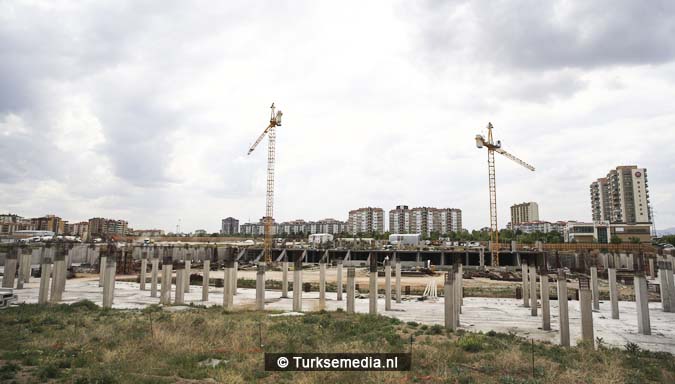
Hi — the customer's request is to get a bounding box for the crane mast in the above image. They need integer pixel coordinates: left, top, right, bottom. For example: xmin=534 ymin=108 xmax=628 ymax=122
xmin=248 ymin=103 xmax=283 ymax=264
xmin=475 ymin=122 xmax=535 ymax=267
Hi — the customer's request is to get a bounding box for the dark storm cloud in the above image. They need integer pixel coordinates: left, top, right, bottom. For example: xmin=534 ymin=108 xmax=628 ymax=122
xmin=415 ymin=0 xmax=675 ymax=70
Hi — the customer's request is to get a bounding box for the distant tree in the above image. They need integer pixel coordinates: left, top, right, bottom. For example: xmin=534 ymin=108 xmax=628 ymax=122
xmin=662 ymin=235 xmax=675 ymax=245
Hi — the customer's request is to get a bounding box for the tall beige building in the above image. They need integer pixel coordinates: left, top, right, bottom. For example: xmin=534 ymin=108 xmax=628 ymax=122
xmin=388 ymin=206 xmax=462 ymax=236
xmin=510 ymin=202 xmax=539 ymax=225
xmin=348 ymin=207 xmax=384 ymax=235
xmin=590 ymin=166 xmax=651 ymax=224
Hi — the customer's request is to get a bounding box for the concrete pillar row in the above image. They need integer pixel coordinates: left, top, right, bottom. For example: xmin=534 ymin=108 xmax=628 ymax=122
xmin=202 ymin=259 xmax=210 ymax=302
xmin=579 ymin=277 xmax=594 ymax=347
xmin=557 ymin=270 xmax=570 ymax=347
xmin=102 ymin=258 xmax=117 ymax=309
xmin=444 ymin=270 xmax=457 ymax=331
xmin=346 ymin=267 xmax=355 ymax=313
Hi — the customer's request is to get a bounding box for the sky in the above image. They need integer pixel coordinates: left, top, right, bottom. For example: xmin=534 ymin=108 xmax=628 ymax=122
xmin=1 ymin=0 xmax=675 ymax=233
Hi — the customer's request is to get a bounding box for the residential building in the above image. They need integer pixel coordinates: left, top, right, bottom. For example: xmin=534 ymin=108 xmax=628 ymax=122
xmin=438 ymin=208 xmax=462 ymax=234
xmin=240 ymin=218 xmax=277 ymax=236
xmin=347 ymin=207 xmax=385 ymax=235
xmin=410 ymin=207 xmax=437 ymax=237
xmin=220 ymin=217 xmax=239 ymax=235
xmin=244 ymin=218 xmax=347 ymax=236
xmin=66 ymin=221 xmax=89 ymax=239
xmin=132 ymin=229 xmax=165 ymax=237
xmin=389 ymin=205 xmax=411 ymax=234
xmin=564 ymin=221 xmax=651 ymax=243
xmin=0 ymin=214 xmax=34 ymax=235
xmin=591 ymin=166 xmax=651 ymax=225
xmin=510 ymin=220 xmax=567 ymax=234
xmin=30 ymin=215 xmax=66 ymax=235
xmin=88 ymin=217 xmax=129 ymax=238
xmin=510 ymin=202 xmax=539 ymax=225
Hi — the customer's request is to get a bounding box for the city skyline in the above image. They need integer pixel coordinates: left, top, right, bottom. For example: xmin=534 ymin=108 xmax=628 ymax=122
xmin=1 ymin=2 xmax=674 ymax=233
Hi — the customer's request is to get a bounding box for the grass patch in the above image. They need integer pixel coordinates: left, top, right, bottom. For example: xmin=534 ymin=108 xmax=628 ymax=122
xmin=0 ymin=303 xmax=673 ymax=383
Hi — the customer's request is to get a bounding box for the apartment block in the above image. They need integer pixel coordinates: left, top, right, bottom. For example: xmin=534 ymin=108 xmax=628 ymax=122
xmin=590 ymin=166 xmax=651 ymax=225
xmin=0 ymin=214 xmax=34 ymax=235
xmin=348 ymin=207 xmax=385 ymax=235
xmin=510 ymin=220 xmax=567 ymax=234
xmin=389 ymin=205 xmax=411 ymax=234
xmin=510 ymin=202 xmax=539 ymax=225
xmin=88 ymin=217 xmax=129 ymax=238
xmin=388 ymin=206 xmax=462 ymax=236
xmin=221 ymin=217 xmax=240 ymax=235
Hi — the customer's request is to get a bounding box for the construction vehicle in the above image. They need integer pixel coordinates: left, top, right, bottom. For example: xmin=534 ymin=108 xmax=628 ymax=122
xmin=247 ymin=103 xmax=283 ymax=264
xmin=475 ymin=122 xmax=535 ymax=267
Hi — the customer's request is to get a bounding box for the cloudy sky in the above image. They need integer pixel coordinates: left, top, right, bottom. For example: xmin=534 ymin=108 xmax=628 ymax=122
xmin=1 ymin=0 xmax=675 ymax=233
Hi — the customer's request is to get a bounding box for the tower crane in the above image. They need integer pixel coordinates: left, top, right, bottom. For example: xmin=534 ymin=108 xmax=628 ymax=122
xmin=247 ymin=103 xmax=283 ymax=264
xmin=475 ymin=122 xmax=535 ymax=267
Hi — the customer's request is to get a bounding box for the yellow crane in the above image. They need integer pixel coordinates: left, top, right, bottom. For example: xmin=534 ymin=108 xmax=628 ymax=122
xmin=475 ymin=122 xmax=535 ymax=267
xmin=248 ymin=103 xmax=283 ymax=264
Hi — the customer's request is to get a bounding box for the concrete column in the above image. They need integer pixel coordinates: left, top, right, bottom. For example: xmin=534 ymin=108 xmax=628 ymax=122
xmin=336 ymin=260 xmax=343 ymax=301
xmin=99 ymin=255 xmax=107 ymax=288
xmin=540 ymin=269 xmax=550 ymax=331
xmin=522 ymin=261 xmax=530 ymax=307
xmin=608 ymin=267 xmax=620 ymax=319
xmin=369 ymin=256 xmax=377 ymax=315
xmin=454 ymin=265 xmax=461 ymax=326
xmin=479 ymin=248 xmax=485 ymax=268
xmin=281 ymin=261 xmax=289 ymax=298
xmin=256 ymin=263 xmax=265 ymax=311
xmin=530 ymin=264 xmax=537 ymax=316
xmin=557 ymin=270 xmax=570 ymax=347
xmin=102 ymin=258 xmax=117 ymax=309
xmin=2 ymin=250 xmax=18 ymax=288
xmin=666 ymin=262 xmax=675 ymax=312
xmin=223 ymin=260 xmax=234 ymax=310
xmin=140 ymin=256 xmax=148 ymax=291
xmin=649 ymin=259 xmax=656 ymax=279
xmin=184 ymin=256 xmax=191 ymax=293
xmin=444 ymin=270 xmax=457 ymax=331
xmin=590 ymin=266 xmax=599 ymax=311
xmin=20 ymin=248 xmax=32 ymax=284
xmin=634 ymin=274 xmax=651 ymax=335
xmin=174 ymin=262 xmax=185 ymax=305
xmin=319 ymin=261 xmax=326 ymax=310
xmin=293 ymin=259 xmax=302 ymax=312
xmin=232 ymin=261 xmax=238 ymax=295
xmin=579 ymin=277 xmax=594 ymax=346
xmin=395 ymin=261 xmax=402 ymax=303
xmin=160 ymin=256 xmax=173 ymax=305
xmin=202 ymin=259 xmax=210 ymax=302
xmin=150 ymin=257 xmax=159 ymax=298
xmin=38 ymin=256 xmax=53 ymax=304
xmin=385 ymin=259 xmax=392 ymax=311
xmin=459 ymin=264 xmax=464 ymax=307
xmin=50 ymin=250 xmax=66 ymax=303
xmin=346 ymin=267 xmax=355 ymax=313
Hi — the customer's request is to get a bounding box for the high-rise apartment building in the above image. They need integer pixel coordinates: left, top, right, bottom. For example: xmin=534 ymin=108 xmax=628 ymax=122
xmin=590 ymin=166 xmax=651 ymax=224
xmin=388 ymin=206 xmax=462 ymax=236
xmin=510 ymin=202 xmax=539 ymax=225
xmin=389 ymin=205 xmax=411 ymax=234
xmin=0 ymin=214 xmax=33 ymax=234
xmin=30 ymin=214 xmax=66 ymax=235
xmin=88 ymin=217 xmax=128 ymax=238
xmin=220 ymin=217 xmax=239 ymax=235
xmin=348 ymin=207 xmax=384 ymax=235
